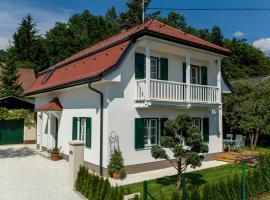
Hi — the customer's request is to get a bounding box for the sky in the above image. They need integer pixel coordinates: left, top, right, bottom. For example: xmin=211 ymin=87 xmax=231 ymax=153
xmin=1 ymin=0 xmax=270 ymax=54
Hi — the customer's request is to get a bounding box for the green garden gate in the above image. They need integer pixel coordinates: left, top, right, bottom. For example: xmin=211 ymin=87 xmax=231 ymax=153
xmin=0 ymin=120 xmax=24 ymax=145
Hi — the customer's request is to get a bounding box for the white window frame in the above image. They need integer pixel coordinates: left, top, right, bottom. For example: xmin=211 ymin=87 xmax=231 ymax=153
xmin=144 ymin=118 xmax=158 ymax=147
xmin=191 ymin=65 xmax=200 ymax=84
xmin=77 ymin=117 xmax=87 ymax=143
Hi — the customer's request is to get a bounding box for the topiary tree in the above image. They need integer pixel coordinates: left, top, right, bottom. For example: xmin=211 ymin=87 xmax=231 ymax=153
xmin=151 ymin=114 xmax=208 ymax=189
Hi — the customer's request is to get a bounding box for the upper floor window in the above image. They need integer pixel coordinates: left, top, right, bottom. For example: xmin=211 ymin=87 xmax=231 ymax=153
xmin=183 ymin=63 xmax=208 ymax=85
xmin=191 ymin=66 xmax=200 ymax=84
xmin=135 ymin=53 xmax=168 ymax=80
xmin=150 ymin=57 xmax=158 ymax=79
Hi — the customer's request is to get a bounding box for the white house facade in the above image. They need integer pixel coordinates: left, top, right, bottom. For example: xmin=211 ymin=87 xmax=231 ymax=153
xmin=25 ymin=20 xmax=232 ymax=176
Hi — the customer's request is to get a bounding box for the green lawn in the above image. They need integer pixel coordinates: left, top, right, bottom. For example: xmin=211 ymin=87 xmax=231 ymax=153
xmin=242 ymin=146 xmax=270 ymax=154
xmin=123 ymin=164 xmax=244 ymax=199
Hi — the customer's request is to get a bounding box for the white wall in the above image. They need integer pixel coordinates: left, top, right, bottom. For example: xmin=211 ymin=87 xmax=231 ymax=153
xmin=104 ymin=43 xmax=223 ymax=167
xmin=35 ymin=84 xmax=108 ymax=167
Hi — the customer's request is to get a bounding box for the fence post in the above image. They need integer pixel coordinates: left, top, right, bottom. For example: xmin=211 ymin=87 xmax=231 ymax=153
xmin=242 ymin=160 xmax=246 ymax=200
xmin=182 ymin=173 xmax=186 ymax=200
xmin=143 ymin=181 xmax=147 ymax=200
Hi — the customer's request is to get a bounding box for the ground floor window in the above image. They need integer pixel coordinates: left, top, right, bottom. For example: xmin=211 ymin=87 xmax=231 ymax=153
xmin=144 ymin=119 xmax=158 ymax=146
xmin=192 ymin=118 xmax=201 ymax=131
xmin=72 ymin=117 xmax=92 ymax=148
xmin=77 ymin=118 xmax=86 ymax=141
xmin=192 ymin=117 xmax=209 ymax=143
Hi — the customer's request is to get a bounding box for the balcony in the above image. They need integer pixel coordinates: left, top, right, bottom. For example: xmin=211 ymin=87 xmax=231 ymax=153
xmin=136 ymin=79 xmax=220 ymax=106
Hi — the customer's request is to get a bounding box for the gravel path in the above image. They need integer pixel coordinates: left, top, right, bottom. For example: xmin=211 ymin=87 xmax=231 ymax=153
xmin=0 ymin=145 xmax=83 ymax=200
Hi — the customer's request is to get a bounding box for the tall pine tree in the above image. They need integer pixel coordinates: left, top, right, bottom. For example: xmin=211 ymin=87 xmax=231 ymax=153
xmin=209 ymin=26 xmax=224 ymax=46
xmin=11 ymin=14 xmax=49 ymax=72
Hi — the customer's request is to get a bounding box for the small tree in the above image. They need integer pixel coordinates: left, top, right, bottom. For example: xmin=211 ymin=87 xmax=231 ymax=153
xmin=151 ymin=114 xmax=208 ymax=189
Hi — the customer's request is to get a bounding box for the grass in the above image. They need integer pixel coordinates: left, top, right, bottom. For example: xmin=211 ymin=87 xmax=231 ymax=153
xmin=123 ymin=164 xmax=244 ymax=199
xmin=242 ymin=146 xmax=270 ymax=154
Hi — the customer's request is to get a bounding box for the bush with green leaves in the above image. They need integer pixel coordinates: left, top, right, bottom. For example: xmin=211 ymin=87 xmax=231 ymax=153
xmin=75 ymin=165 xmax=125 ymax=200
xmin=151 ymin=114 xmax=208 ymax=190
xmin=108 ymin=149 xmax=126 ymax=179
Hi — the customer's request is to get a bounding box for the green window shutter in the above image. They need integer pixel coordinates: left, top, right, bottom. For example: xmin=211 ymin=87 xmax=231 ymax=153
xmin=201 ymin=66 xmax=208 ymax=85
xmin=135 ymin=118 xmax=145 ymax=149
xmin=159 ymin=58 xmax=168 ymax=80
xmin=86 ymin=117 xmax=92 ymax=148
xmin=72 ymin=117 xmax=78 ymax=140
xmin=135 ymin=53 xmax=145 ymax=79
xmin=203 ymin=118 xmax=209 ymax=143
xmin=183 ymin=63 xmax=186 ymax=83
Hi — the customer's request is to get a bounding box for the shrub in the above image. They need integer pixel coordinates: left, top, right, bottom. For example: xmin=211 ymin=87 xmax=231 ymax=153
xmin=75 ymin=166 xmax=125 ymax=200
xmin=108 ymin=149 xmax=126 ymax=179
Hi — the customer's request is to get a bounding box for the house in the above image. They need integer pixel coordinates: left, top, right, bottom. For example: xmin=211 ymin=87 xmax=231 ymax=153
xmin=24 ymin=20 xmax=232 ymax=176
xmin=0 ymin=68 xmax=36 ymax=145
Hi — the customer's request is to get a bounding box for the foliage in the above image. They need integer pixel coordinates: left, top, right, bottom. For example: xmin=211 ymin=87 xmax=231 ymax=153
xmin=239 ymin=80 xmax=270 ymax=149
xmin=223 ymin=79 xmax=270 ymax=149
xmin=151 ymin=114 xmax=208 ymax=189
xmin=11 ymin=14 xmax=49 ymax=72
xmin=209 ymin=26 xmax=223 ymax=46
xmin=223 ymin=38 xmax=270 ymax=79
xmin=0 ymin=56 xmax=22 ymax=97
xmin=46 ymin=10 xmax=119 ymax=65
xmin=108 ymin=149 xmax=126 ymax=178
xmin=0 ymin=108 xmax=35 ymax=127
xmin=223 ymin=81 xmax=253 ymax=133
xmin=75 ymin=165 xmax=125 ymax=200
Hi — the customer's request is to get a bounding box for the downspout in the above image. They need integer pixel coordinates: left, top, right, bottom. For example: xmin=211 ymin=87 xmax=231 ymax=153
xmin=88 ymin=76 xmax=104 ymax=176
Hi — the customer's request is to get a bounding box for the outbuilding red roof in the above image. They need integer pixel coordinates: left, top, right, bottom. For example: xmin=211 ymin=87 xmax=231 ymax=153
xmin=35 ymin=98 xmax=63 ymax=111
xmin=25 ymin=20 xmax=230 ymax=95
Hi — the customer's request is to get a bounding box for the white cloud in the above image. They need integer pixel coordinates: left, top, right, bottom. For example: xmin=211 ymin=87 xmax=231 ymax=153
xmin=0 ymin=1 xmax=73 ymax=49
xmin=253 ymin=38 xmax=270 ymax=55
xmin=233 ymin=31 xmax=245 ymax=38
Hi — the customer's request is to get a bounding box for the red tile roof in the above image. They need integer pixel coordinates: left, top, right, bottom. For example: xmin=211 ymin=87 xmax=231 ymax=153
xmin=35 ymin=98 xmax=63 ymax=111
xmin=25 ymin=20 xmax=229 ymax=95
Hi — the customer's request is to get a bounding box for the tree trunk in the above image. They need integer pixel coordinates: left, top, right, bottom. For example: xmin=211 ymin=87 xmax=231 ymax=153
xmin=250 ymin=133 xmax=254 ymax=149
xmin=177 ymin=172 xmax=182 ymax=190
xmin=253 ymin=129 xmax=259 ymax=150
xmin=177 ymin=159 xmax=182 ymax=190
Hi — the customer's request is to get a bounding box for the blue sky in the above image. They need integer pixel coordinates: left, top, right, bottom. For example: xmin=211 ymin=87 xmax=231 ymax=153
xmin=1 ymin=0 xmax=270 ymax=53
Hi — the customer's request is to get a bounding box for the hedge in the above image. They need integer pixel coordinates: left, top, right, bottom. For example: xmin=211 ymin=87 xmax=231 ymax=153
xmin=75 ymin=165 xmax=125 ymax=200
xmin=186 ymin=154 xmax=270 ymax=200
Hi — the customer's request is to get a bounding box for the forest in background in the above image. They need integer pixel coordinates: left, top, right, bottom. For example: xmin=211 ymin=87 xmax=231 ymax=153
xmin=1 ymin=0 xmax=270 ymax=97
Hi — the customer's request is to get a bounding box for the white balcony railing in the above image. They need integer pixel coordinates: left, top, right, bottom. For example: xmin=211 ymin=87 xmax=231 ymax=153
xmin=190 ymin=84 xmax=219 ymax=103
xmin=136 ymin=79 xmax=219 ymax=104
xmin=150 ymin=79 xmax=187 ymax=102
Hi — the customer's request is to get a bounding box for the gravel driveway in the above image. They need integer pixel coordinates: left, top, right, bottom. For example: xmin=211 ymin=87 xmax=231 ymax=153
xmin=0 ymin=145 xmax=83 ymax=200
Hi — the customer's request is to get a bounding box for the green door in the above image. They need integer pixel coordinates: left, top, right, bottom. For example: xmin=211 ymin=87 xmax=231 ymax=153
xmin=0 ymin=120 xmax=24 ymax=145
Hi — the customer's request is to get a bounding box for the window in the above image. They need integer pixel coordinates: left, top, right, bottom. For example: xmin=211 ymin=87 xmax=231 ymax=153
xmin=77 ymin=118 xmax=87 ymax=141
xmin=144 ymin=119 xmax=158 ymax=146
xmin=191 ymin=66 xmax=200 ymax=84
xmin=72 ymin=117 xmax=91 ymax=147
xmin=41 ymin=69 xmax=54 ymax=84
xmin=150 ymin=57 xmax=158 ymax=79
xmin=192 ymin=118 xmax=201 ymax=131
xmin=143 ymin=57 xmax=159 ymax=79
